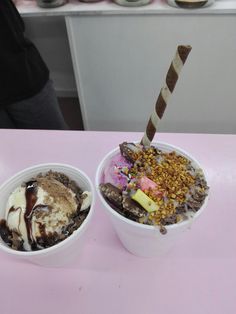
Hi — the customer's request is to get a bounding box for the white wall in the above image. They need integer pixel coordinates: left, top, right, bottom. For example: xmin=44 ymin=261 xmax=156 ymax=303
xmin=67 ymin=14 xmax=236 ymax=134
xmin=23 ymin=13 xmax=236 ymax=134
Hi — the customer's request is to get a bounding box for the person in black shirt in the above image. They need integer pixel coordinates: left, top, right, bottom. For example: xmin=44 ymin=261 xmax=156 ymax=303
xmin=0 ymin=0 xmax=68 ymax=129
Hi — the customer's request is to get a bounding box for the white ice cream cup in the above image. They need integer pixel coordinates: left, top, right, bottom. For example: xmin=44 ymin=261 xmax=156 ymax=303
xmin=0 ymin=163 xmax=95 ymax=267
xmin=96 ymin=142 xmax=209 ymax=257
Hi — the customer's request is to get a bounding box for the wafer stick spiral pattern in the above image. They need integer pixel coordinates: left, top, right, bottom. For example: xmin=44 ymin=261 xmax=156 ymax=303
xmin=141 ymin=45 xmax=192 ymax=146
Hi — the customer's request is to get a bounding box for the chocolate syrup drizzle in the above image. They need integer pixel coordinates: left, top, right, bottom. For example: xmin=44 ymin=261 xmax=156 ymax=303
xmin=5 ymin=182 xmax=49 ymax=250
xmin=8 ymin=206 xmax=22 ymax=231
xmin=0 ymin=174 xmax=90 ymax=251
xmin=24 ymin=181 xmax=38 ymax=249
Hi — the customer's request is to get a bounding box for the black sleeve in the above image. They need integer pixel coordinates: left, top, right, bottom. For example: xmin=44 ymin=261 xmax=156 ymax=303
xmin=0 ymin=0 xmax=49 ymax=106
xmin=7 ymin=0 xmax=25 ymax=31
xmin=0 ymin=0 xmax=25 ymax=49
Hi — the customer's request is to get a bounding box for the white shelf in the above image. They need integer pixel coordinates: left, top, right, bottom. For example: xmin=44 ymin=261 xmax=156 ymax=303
xmin=17 ymin=0 xmax=236 ymax=17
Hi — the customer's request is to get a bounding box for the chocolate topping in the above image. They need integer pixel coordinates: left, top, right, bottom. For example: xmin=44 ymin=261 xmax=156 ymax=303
xmin=0 ymin=171 xmax=90 ymax=251
xmin=122 ymin=196 xmax=147 ymax=220
xmin=119 ymin=142 xmax=141 ymax=163
xmin=100 ymin=183 xmax=123 ymax=209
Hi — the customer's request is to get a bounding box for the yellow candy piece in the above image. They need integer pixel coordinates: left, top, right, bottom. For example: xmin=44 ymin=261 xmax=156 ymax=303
xmin=132 ymin=189 xmax=159 ymax=213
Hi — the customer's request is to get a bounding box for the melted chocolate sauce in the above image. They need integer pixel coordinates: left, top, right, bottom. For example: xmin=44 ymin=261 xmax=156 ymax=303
xmin=8 ymin=206 xmax=18 ymax=213
xmin=7 ymin=206 xmax=22 ymax=232
xmin=24 ymin=181 xmax=38 ymax=248
xmin=0 ymin=220 xmax=12 ymax=245
xmin=24 ymin=182 xmax=52 ymax=249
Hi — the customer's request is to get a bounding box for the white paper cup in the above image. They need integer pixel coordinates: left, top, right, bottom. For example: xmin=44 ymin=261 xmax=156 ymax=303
xmin=96 ymin=142 xmax=209 ymax=257
xmin=0 ymin=163 xmax=95 ymax=267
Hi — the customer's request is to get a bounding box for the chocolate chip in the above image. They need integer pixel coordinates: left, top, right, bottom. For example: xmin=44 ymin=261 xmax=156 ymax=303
xmin=160 ymin=225 xmax=167 ymax=235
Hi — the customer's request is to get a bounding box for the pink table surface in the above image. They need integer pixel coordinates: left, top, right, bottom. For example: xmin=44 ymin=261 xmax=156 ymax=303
xmin=0 ymin=129 xmax=235 ymax=314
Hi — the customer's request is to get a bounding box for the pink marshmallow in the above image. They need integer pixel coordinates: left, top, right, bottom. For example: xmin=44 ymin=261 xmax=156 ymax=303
xmin=139 ymin=176 xmax=163 ymax=197
xmin=139 ymin=176 xmax=158 ymax=190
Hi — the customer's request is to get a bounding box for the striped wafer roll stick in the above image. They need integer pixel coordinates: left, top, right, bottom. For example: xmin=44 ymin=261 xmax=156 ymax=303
xmin=141 ymin=45 xmax=192 ymax=146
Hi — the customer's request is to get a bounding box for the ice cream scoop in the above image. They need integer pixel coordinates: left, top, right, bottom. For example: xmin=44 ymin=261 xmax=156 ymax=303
xmin=103 ymin=153 xmax=133 ymax=190
xmin=0 ymin=171 xmax=92 ymax=251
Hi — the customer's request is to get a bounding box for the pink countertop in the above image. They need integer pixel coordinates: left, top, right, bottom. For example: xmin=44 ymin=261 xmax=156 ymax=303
xmin=0 ymin=129 xmax=235 ymax=314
